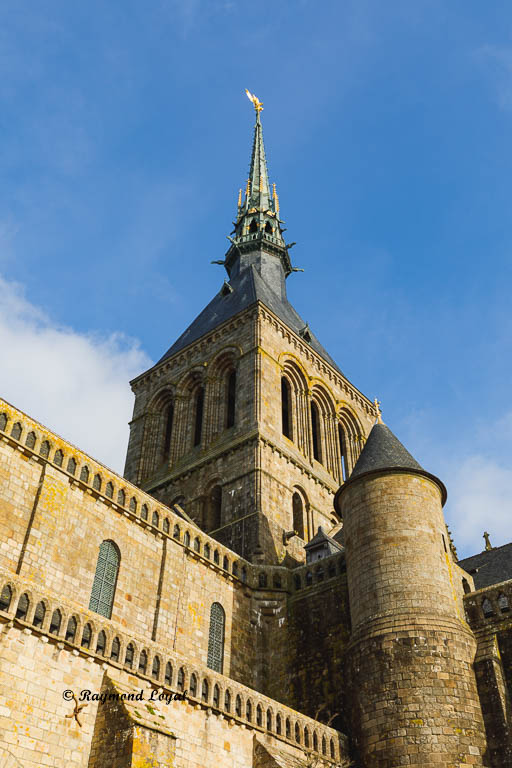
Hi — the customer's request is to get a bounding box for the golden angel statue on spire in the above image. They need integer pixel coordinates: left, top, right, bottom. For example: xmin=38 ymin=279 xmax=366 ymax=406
xmin=245 ymin=89 xmax=263 ymax=113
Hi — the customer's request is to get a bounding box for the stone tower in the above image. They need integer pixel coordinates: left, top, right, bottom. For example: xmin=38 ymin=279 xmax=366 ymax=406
xmin=335 ymin=421 xmax=490 ymax=767
xmin=123 ymin=96 xmax=377 ymax=564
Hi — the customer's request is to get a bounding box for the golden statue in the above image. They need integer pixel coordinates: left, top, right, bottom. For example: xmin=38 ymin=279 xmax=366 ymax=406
xmin=374 ymin=398 xmax=383 ymax=424
xmin=245 ymin=89 xmax=264 ymax=113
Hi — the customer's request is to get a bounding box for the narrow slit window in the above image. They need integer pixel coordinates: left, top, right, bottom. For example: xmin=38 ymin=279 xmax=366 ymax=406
xmin=193 ymin=387 xmax=204 ymax=446
xmin=281 ymin=377 xmax=292 ymax=439
xmin=163 ymin=403 xmax=174 ymax=459
xmin=311 ymin=402 xmax=321 ymax=461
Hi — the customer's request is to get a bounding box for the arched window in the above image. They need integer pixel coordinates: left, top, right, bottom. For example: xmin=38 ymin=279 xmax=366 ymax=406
xmin=163 ymin=518 xmax=169 ymax=534
xmin=311 ymin=402 xmax=321 ymax=461
xmin=16 ymin=593 xmax=29 ymax=620
xmin=213 ymin=684 xmax=220 ymax=708
xmin=330 ymin=738 xmax=335 ymax=758
xmin=482 ymin=597 xmax=494 ymax=617
xmin=81 ymin=623 xmax=92 ymax=648
xmin=80 ymin=465 xmax=90 ymax=483
xmin=129 ymin=497 xmax=137 ymax=513
xmin=89 ymin=540 xmax=120 ymax=619
xmin=249 ymin=219 xmax=258 ymax=233
xmin=0 ymin=584 xmax=12 ymax=612
xmin=207 ymin=602 xmax=225 ymax=673
xmin=93 ymin=474 xmax=102 ymax=491
xmin=202 ymin=679 xmax=209 ymax=702
xmin=65 ymin=616 xmax=77 ymax=642
xmin=33 ymin=601 xmax=46 ymax=628
xmin=184 ymin=531 xmax=190 ymax=547
xmin=295 ymin=722 xmax=300 ymax=742
xmin=193 ymin=387 xmax=204 ymax=447
xmin=286 ymin=718 xmax=291 ymax=738
xmin=11 ymin=422 xmax=22 ymax=441
xmin=49 ymin=609 xmax=62 ymax=635
xmin=313 ymin=731 xmax=318 ymax=751
xmin=138 ymin=650 xmax=148 ymax=673
xmin=105 ymin=481 xmax=113 ymax=498
xmin=165 ymin=662 xmax=172 ymax=685
xmin=246 ymin=700 xmax=252 ymax=721
xmin=194 ymin=537 xmax=200 ymax=553
xmin=267 ymin=708 xmax=272 ymax=730
xmin=141 ymin=504 xmax=148 ymax=520
xmin=67 ymin=457 xmax=77 ymax=475
xmin=25 ymin=431 xmax=36 ymax=449
xmin=152 ymin=511 xmax=159 ymax=527
xmin=223 ymin=555 xmax=229 ymax=571
xmin=173 ymin=524 xmax=180 ymax=539
xmin=498 ymin=593 xmax=510 ymax=613
xmin=235 ymin=695 xmax=242 ymax=716
xmin=225 ymin=689 xmax=231 ymax=711
xmin=322 ymin=735 xmax=327 ymax=755
xmin=54 ymin=449 xmax=63 ymax=467
xmin=117 ymin=489 xmax=126 ymax=506
xmin=462 ymin=578 xmax=470 ymax=594
xmin=204 ymin=543 xmax=211 ymax=559
xmin=292 ymin=492 xmax=305 ymax=539
xmin=226 ymin=370 xmax=236 ymax=428
xmin=281 ymin=377 xmax=292 ymax=439
xmin=111 ymin=637 xmax=120 ymax=661
xmin=190 ymin=673 xmax=198 ymax=697
xmin=214 ymin=549 xmax=220 ymax=565
xmin=125 ymin=643 xmax=134 ymax=668
xmin=152 ymin=656 xmax=160 ymax=680
xmin=265 ymin=221 xmax=273 ymax=234
xmin=40 ymin=440 xmax=50 ymax=458
xmin=177 ymin=667 xmax=185 ymax=691
xmin=96 ymin=630 xmax=106 ymax=655
xmin=276 ymin=714 xmax=282 ymax=734
xmin=256 ymin=704 xmax=262 ymax=726
xmin=304 ymin=727 xmax=310 ymax=747
xmin=163 ymin=402 xmax=174 ymax=460
xmin=0 ymin=413 xmax=7 ymax=431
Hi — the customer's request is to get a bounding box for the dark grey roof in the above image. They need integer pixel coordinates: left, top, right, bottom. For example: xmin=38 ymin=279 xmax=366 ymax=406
xmin=458 ymin=542 xmax=512 ymax=590
xmin=304 ymin=526 xmax=343 ymax=551
xmin=157 ymin=264 xmax=343 ymax=374
xmin=350 ymin=423 xmax=424 ymax=481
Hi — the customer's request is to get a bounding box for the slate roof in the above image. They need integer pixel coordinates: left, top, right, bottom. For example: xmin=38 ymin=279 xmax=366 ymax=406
xmin=304 ymin=525 xmax=343 ymax=552
xmin=157 ymin=263 xmax=343 ymax=374
xmin=349 ymin=423 xmax=424 ymax=481
xmin=458 ymin=542 xmax=512 ymax=590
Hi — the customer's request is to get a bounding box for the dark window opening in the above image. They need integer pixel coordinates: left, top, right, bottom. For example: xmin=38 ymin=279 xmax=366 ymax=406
xmin=292 ymin=492 xmax=305 ymax=539
xmin=311 ymin=402 xmax=321 ymax=461
xmin=265 ymin=221 xmax=273 ymax=234
xmin=338 ymin=424 xmax=347 ymax=480
xmin=163 ymin=403 xmax=174 ymax=459
xmin=281 ymin=377 xmax=292 ymax=439
xmin=193 ymin=387 xmax=204 ymax=447
xmin=249 ymin=219 xmax=258 ymax=233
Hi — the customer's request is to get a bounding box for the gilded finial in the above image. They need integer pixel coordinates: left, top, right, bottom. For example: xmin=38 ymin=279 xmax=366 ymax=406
xmin=237 ymin=188 xmax=242 ymax=208
xmin=245 ymin=89 xmax=264 ymax=113
xmin=374 ymin=398 xmax=383 ymax=424
xmin=274 ymin=187 xmax=280 ymax=216
xmin=483 ymin=531 xmax=492 ymax=551
xmin=245 ymin=178 xmax=251 ymax=198
xmin=272 ymin=182 xmax=276 ymax=199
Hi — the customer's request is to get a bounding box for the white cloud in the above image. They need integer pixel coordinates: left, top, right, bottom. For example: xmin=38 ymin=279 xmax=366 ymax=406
xmin=445 ymin=454 xmax=512 ymax=559
xmin=0 ymin=275 xmax=152 ymax=473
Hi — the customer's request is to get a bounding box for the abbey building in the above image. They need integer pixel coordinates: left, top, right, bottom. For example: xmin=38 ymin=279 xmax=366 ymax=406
xmin=0 ymin=96 xmax=511 ymax=768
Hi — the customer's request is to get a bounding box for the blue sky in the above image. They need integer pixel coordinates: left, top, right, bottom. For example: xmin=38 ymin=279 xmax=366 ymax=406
xmin=1 ymin=1 xmax=511 ymax=558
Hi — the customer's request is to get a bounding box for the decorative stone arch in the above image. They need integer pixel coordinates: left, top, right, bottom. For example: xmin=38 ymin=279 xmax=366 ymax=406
xmin=175 ymin=368 xmax=207 ymax=453
xmin=309 ymin=383 xmax=337 ymax=472
xmin=207 ymin=346 xmax=241 ymax=436
xmin=337 ymin=405 xmax=364 ymax=480
xmin=280 ymin=358 xmax=309 ymax=453
xmin=140 ymin=386 xmax=176 ymax=480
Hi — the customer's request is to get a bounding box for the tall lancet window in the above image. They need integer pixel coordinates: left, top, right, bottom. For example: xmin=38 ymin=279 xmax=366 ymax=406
xmin=281 ymin=377 xmax=292 ymax=439
xmin=338 ymin=423 xmax=347 ymax=480
xmin=193 ymin=387 xmax=204 ymax=446
xmin=163 ymin=402 xmax=174 ymax=460
xmin=226 ymin=370 xmax=236 ymax=428
xmin=207 ymin=602 xmax=225 ymax=673
xmin=89 ymin=540 xmax=120 ymax=619
xmin=311 ymin=402 xmax=321 ymax=462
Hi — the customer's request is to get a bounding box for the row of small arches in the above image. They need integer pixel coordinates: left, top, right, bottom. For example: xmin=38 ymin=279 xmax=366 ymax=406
xmin=0 ymin=583 xmax=338 ymax=758
xmin=481 ymin=594 xmax=509 ymax=618
xmin=293 ymin=556 xmax=345 ymax=591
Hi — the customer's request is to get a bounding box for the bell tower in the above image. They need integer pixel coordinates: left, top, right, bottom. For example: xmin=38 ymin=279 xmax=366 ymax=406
xmin=123 ymin=93 xmax=377 ymax=564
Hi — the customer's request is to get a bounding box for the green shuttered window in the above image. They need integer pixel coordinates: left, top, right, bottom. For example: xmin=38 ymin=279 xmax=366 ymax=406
xmin=207 ymin=602 xmax=225 ymax=673
xmin=89 ymin=540 xmax=120 ymax=619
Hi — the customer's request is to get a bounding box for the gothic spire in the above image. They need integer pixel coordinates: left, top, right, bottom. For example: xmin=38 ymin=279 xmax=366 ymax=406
xmin=224 ymin=91 xmax=291 ymax=280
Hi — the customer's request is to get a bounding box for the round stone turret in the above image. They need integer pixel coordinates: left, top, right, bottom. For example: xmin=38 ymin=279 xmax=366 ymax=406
xmin=335 ymin=422 xmax=489 ymax=768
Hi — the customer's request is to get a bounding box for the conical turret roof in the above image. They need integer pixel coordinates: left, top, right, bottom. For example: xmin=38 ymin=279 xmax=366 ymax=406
xmin=350 ymin=423 xmax=423 ymax=480
xmin=334 ymin=421 xmax=447 ymax=511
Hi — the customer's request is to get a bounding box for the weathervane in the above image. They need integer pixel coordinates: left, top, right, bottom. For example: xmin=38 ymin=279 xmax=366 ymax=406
xmin=245 ymin=89 xmax=264 ymax=114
